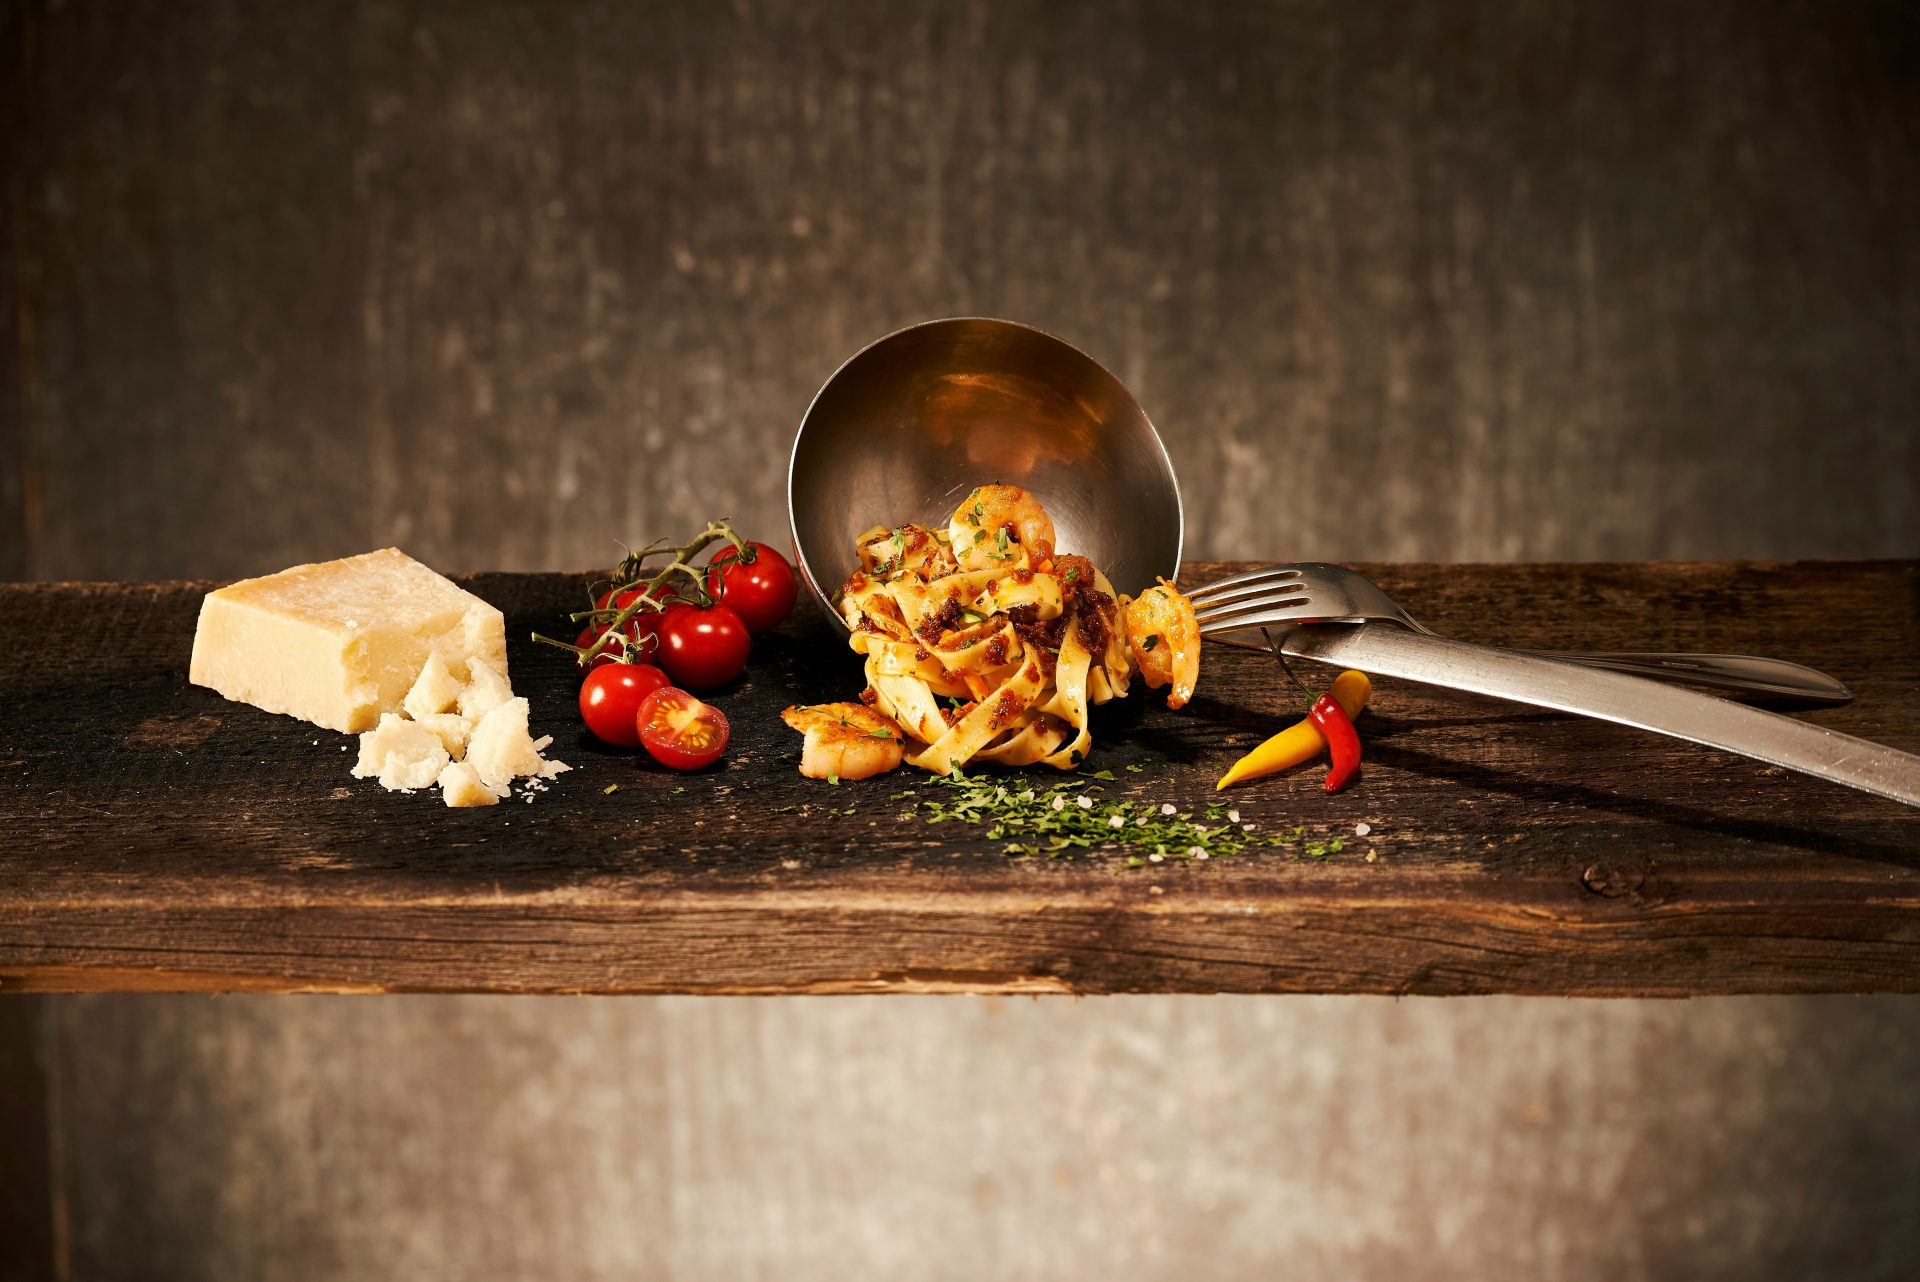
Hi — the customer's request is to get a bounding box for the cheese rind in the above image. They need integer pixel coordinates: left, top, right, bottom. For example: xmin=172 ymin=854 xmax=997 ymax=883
xmin=189 ymin=548 xmax=508 ymax=733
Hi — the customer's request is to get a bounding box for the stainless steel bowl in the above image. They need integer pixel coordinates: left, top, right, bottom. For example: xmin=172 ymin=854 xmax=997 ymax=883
xmin=787 ymin=317 xmax=1184 ymax=626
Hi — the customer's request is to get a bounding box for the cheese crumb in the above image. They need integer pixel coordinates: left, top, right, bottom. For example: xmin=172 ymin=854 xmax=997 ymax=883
xmin=466 ymin=697 xmax=569 ymax=791
xmin=413 ymin=712 xmax=471 ymax=760
xmin=437 ymin=760 xmax=502 ymax=808
xmin=458 ymin=657 xmax=515 ymax=722
xmin=404 ymin=652 xmax=465 ymax=720
xmin=352 ymin=714 xmax=450 ymax=791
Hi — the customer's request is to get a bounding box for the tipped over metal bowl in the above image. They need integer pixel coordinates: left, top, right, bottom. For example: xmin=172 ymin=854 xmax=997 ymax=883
xmin=787 ymin=317 xmax=1184 ymax=626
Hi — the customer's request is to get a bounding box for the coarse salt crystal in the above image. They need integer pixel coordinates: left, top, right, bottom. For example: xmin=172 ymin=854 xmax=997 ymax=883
xmin=1076 ymin=797 xmax=1093 ymax=810
xmin=1355 ymin=822 xmax=1372 ymax=837
xmin=1160 ymin=803 xmax=1176 ymax=816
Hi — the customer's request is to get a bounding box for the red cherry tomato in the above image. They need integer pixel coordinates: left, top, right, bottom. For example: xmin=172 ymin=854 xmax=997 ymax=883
xmin=656 ymin=602 xmax=751 ymax=689
xmin=579 ymin=588 xmax=667 ymax=668
xmin=704 ymin=542 xmax=797 ymax=634
xmin=635 ymin=686 xmax=730 ymax=770
xmin=578 ymin=663 xmax=671 ymax=746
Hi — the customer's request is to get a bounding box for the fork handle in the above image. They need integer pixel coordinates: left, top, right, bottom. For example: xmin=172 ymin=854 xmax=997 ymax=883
xmin=1510 ymin=649 xmax=1852 ymax=704
xmin=1277 ymin=625 xmax=1920 ymax=808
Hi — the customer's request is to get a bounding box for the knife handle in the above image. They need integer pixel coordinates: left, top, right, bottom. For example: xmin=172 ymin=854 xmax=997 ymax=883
xmin=1277 ymin=625 xmax=1920 ymax=809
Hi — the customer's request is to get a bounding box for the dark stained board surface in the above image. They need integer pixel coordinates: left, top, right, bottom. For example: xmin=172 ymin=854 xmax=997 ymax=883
xmin=2 ymin=560 xmax=1917 ymax=996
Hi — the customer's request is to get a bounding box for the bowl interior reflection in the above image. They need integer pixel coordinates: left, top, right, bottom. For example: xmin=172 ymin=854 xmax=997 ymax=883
xmin=787 ymin=318 xmax=1184 ymax=626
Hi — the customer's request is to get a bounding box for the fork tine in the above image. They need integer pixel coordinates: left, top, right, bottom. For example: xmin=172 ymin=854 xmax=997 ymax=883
xmin=1185 ymin=566 xmax=1303 ymax=600
xmin=1188 ymin=577 xmax=1313 ymax=611
xmin=1197 ymin=603 xmax=1326 ymax=636
xmin=1193 ymin=593 xmax=1316 ymax=631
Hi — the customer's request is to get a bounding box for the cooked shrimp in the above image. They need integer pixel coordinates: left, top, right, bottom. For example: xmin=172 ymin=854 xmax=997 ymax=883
xmin=949 ymin=484 xmax=1056 ymax=571
xmin=1124 ymin=578 xmax=1200 ymax=710
xmin=781 ymin=701 xmax=907 ymax=780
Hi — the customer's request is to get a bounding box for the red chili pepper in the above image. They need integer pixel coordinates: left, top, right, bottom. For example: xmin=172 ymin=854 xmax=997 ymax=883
xmin=1306 ymin=693 xmax=1362 ymax=793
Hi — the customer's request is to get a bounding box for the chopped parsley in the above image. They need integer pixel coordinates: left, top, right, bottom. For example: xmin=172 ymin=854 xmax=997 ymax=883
xmin=1063 ymin=567 xmax=1079 ymax=581
xmin=1142 ymin=634 xmax=1160 ymax=651
xmin=904 ymin=769 xmax=1322 ymax=863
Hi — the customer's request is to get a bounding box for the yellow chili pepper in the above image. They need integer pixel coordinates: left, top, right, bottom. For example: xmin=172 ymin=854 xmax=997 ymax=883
xmin=1215 ymin=669 xmax=1372 ymax=790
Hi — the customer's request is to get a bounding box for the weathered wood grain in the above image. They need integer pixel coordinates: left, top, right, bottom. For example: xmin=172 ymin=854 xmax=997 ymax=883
xmin=2 ymin=561 xmax=1914 ymax=996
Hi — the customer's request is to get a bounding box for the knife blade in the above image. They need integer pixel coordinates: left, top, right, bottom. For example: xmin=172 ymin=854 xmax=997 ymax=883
xmin=1275 ymin=624 xmax=1920 ymax=808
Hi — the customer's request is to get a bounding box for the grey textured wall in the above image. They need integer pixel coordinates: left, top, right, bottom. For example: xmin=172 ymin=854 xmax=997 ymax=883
xmin=5 ymin=1 xmax=1920 ymax=1279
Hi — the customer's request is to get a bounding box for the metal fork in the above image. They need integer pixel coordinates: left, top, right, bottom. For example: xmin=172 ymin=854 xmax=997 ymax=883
xmin=1189 ymin=563 xmax=1852 ymax=704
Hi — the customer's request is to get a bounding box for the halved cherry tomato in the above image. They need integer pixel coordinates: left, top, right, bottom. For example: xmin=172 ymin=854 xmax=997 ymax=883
xmin=636 ymin=686 xmax=730 ymax=770
xmin=656 ymin=602 xmax=751 ymax=689
xmin=578 ymin=662 xmax=671 ymax=746
xmin=705 ymin=542 xmax=798 ymax=634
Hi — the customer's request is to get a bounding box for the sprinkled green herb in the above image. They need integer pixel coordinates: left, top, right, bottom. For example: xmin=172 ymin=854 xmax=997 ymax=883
xmin=827 ymin=773 xmax=840 ymax=786
xmin=1063 ymin=567 xmax=1079 ymax=581
xmin=673 ymin=786 xmax=686 ymax=794
xmin=868 ymin=728 xmax=895 ymax=740
xmin=958 ymin=609 xmax=987 ymax=625
xmin=1142 ymin=634 xmax=1160 ymax=651
xmin=899 ymin=769 xmax=1313 ymax=864
xmin=1125 ymin=764 xmax=1145 ymax=773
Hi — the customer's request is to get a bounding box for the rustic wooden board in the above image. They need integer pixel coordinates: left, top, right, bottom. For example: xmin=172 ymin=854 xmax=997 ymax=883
xmin=1 ymin=561 xmax=1916 ymax=996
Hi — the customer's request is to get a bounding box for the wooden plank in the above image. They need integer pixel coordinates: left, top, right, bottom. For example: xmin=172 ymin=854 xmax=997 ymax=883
xmin=1 ymin=560 xmax=1915 ymax=995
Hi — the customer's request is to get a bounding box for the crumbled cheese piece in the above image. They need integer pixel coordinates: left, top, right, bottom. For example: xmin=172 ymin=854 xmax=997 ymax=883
xmin=351 ymin=713 xmax=450 ymax=791
xmin=437 ymin=760 xmax=502 ymax=808
xmin=189 ymin=547 xmax=508 ymax=733
xmin=466 ymin=697 xmax=569 ymax=791
xmin=404 ymin=651 xmax=465 ymax=720
xmin=458 ymin=656 xmax=514 ymax=722
xmin=413 ymin=712 xmax=471 ymax=761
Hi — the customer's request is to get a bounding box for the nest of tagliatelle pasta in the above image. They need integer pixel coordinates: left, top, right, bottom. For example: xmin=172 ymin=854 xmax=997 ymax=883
xmin=781 ymin=484 xmax=1200 ymax=781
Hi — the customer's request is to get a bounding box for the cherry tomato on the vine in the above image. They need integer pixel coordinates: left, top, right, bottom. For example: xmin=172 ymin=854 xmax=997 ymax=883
xmin=704 ymin=542 xmax=797 ymax=634
xmin=636 ymin=686 xmax=730 ymax=770
xmin=655 ymin=602 xmax=751 ymax=689
xmin=578 ymin=662 xmax=671 ymax=746
xmin=579 ymin=587 xmax=668 ymax=668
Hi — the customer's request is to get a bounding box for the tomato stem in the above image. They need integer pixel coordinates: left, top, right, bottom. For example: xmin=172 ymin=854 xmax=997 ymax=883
xmin=534 ymin=519 xmax=745 ymax=665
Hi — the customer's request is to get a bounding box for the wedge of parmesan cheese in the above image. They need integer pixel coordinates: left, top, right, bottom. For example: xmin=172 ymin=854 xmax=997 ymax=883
xmin=190 ymin=548 xmax=508 ymax=733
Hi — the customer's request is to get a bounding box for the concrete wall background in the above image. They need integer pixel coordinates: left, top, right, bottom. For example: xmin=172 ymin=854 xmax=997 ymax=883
xmin=5 ymin=1 xmax=1918 ymax=1278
